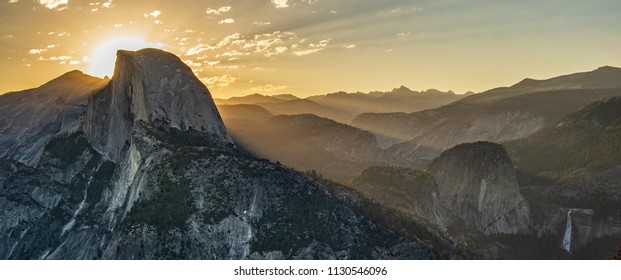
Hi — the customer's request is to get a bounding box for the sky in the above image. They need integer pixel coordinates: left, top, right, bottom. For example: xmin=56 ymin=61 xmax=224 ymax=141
xmin=0 ymin=0 xmax=620 ymax=98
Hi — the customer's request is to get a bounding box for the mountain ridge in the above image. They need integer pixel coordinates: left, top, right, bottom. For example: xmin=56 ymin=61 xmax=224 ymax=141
xmin=0 ymin=48 xmax=447 ymax=260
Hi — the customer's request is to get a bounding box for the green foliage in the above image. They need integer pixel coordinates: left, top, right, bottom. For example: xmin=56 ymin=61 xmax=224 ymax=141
xmin=166 ymin=151 xmax=199 ymax=175
xmin=86 ymin=161 xmax=116 ymax=204
xmin=521 ymin=187 xmax=620 ymax=220
xmin=143 ymin=120 xmax=223 ymax=148
xmin=251 ymin=186 xmax=340 ymax=256
xmin=45 ymin=132 xmax=92 ymax=164
xmin=507 ymin=125 xmax=621 ymax=177
xmin=506 ymin=97 xmax=621 ymax=177
xmin=487 ymin=233 xmax=568 ymax=259
xmin=571 ymin=235 xmax=621 ymax=260
xmin=202 ymin=179 xmax=234 ymax=225
xmin=125 ymin=175 xmax=196 ymax=232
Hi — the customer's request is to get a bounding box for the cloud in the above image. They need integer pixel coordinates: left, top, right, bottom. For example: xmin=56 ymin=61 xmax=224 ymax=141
xmin=294 ymin=38 xmax=331 ymax=56
xmin=218 ymin=18 xmax=235 ymax=24
xmin=248 ymin=84 xmax=287 ymax=93
xmin=9 ymin=0 xmax=19 ymax=4
xmin=274 ymin=46 xmax=288 ymax=53
xmin=89 ymin=1 xmax=112 ymax=10
xmin=37 ymin=55 xmax=73 ymax=64
xmin=342 ymin=44 xmax=356 ymax=49
xmin=202 ymin=74 xmax=237 ymax=88
xmin=217 ymin=50 xmax=248 ymax=57
xmin=206 ymin=6 xmax=231 ymax=15
xmin=253 ymin=21 xmax=271 ymax=25
xmin=390 ymin=7 xmax=423 ymax=14
xmin=144 ymin=10 xmax=160 ymax=18
xmin=29 ymin=49 xmax=47 ymax=54
xmin=39 ymin=0 xmax=68 ymax=9
xmin=397 ymin=32 xmax=411 ymax=37
xmin=185 ymin=44 xmax=215 ymax=56
xmin=271 ymin=0 xmax=289 ymax=9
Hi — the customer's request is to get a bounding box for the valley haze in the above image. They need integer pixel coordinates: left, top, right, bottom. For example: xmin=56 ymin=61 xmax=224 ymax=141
xmin=1 ymin=0 xmax=621 ymax=263
xmin=0 ymin=47 xmax=620 ymax=260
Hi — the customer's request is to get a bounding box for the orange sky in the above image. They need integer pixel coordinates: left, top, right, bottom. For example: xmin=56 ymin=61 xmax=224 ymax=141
xmin=1 ymin=0 xmax=620 ymax=98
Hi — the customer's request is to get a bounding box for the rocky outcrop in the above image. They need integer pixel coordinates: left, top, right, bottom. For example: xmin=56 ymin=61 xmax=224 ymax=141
xmin=350 ymin=142 xmax=530 ymax=237
xmin=83 ymin=48 xmax=231 ymax=162
xmin=0 ymin=71 xmax=108 ymax=165
xmin=426 ymin=142 xmax=530 ymax=234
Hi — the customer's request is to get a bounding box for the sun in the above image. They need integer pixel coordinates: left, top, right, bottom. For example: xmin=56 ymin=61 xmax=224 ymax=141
xmin=86 ymin=37 xmax=163 ymax=78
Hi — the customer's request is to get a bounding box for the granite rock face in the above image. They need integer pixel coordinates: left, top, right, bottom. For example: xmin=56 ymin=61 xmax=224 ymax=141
xmin=83 ymin=49 xmax=231 ymax=162
xmin=426 ymin=142 xmax=530 ymax=234
xmin=350 ymin=142 xmax=530 ymax=237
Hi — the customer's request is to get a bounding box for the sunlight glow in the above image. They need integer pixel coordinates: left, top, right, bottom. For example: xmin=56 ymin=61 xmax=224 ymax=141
xmin=86 ymin=37 xmax=163 ymax=78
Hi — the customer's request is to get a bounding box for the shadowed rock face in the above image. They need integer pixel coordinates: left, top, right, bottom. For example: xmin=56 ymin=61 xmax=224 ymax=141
xmin=349 ymin=166 xmax=442 ymax=227
xmin=83 ymin=48 xmax=231 ymax=162
xmin=427 ymin=142 xmax=530 ymax=235
xmin=0 ymin=71 xmax=108 ymax=165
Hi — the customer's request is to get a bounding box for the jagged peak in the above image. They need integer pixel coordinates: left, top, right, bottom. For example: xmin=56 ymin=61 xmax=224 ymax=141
xmin=391 ymin=85 xmax=413 ymax=93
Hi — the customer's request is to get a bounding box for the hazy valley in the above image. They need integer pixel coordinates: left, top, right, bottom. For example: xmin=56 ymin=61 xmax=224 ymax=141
xmin=1 ymin=48 xmax=620 ymax=259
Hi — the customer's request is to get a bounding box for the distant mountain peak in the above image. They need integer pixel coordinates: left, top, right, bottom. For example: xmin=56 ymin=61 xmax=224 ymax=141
xmin=514 ymin=78 xmax=539 ymax=87
xmin=40 ymin=70 xmax=104 ymax=89
xmin=594 ymin=65 xmax=621 ymax=73
xmin=391 ymin=85 xmax=413 ymax=93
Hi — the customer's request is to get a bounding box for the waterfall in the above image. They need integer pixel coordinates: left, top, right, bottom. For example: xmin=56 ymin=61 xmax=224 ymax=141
xmin=61 ymin=188 xmax=89 ymax=236
xmin=562 ymin=209 xmax=572 ymax=252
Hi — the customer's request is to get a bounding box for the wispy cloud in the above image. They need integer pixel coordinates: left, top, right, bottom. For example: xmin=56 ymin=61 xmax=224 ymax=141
xmin=37 ymin=55 xmax=72 ymax=63
xmin=218 ymin=18 xmax=235 ymax=24
xmin=390 ymin=6 xmax=423 ymax=14
xmin=294 ymin=38 xmax=331 ymax=56
xmin=248 ymin=84 xmax=287 ymax=93
xmin=144 ymin=10 xmax=161 ymax=18
xmin=28 ymin=49 xmax=47 ymax=54
xmin=206 ymin=6 xmax=231 ymax=15
xmin=202 ymin=74 xmax=237 ymax=88
xmin=271 ymin=0 xmax=289 ymax=9
xmin=39 ymin=0 xmax=68 ymax=10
